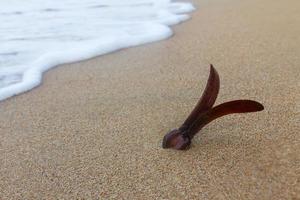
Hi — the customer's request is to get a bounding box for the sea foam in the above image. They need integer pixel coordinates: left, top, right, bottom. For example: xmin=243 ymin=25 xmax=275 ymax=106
xmin=0 ymin=0 xmax=194 ymax=101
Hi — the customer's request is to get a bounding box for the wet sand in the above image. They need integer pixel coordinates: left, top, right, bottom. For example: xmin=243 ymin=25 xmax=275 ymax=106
xmin=0 ymin=0 xmax=299 ymax=199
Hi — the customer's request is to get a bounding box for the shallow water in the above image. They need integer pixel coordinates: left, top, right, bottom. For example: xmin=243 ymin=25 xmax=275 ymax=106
xmin=0 ymin=0 xmax=194 ymax=101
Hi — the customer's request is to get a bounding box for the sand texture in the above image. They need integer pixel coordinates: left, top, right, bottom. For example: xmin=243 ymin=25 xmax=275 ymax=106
xmin=0 ymin=0 xmax=299 ymax=199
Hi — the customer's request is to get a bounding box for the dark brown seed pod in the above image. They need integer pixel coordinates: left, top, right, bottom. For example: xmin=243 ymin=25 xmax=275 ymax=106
xmin=162 ymin=65 xmax=264 ymax=150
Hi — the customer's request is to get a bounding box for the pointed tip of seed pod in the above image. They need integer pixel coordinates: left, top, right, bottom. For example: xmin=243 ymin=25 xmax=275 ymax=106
xmin=210 ymin=64 xmax=215 ymax=72
xmin=243 ymin=100 xmax=265 ymax=112
xmin=256 ymin=102 xmax=264 ymax=111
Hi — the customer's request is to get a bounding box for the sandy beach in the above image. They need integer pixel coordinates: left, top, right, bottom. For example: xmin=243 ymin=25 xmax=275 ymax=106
xmin=0 ymin=0 xmax=299 ymax=199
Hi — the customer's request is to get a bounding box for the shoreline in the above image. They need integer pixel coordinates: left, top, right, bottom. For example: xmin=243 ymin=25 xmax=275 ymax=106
xmin=0 ymin=0 xmax=194 ymax=102
xmin=1 ymin=0 xmax=299 ymax=199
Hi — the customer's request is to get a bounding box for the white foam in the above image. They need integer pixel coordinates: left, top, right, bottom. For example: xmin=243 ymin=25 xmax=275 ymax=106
xmin=0 ymin=0 xmax=194 ymax=101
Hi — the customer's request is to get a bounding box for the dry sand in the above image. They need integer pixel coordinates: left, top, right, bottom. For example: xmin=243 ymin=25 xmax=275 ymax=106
xmin=0 ymin=0 xmax=299 ymax=199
